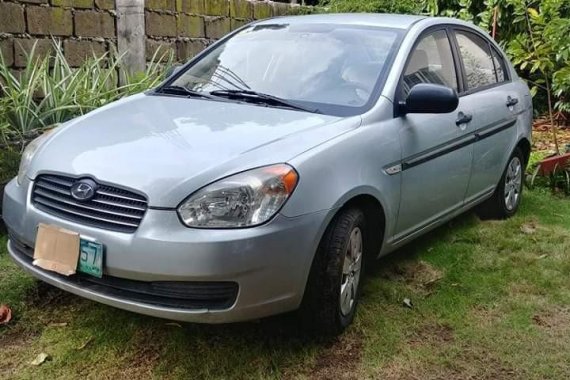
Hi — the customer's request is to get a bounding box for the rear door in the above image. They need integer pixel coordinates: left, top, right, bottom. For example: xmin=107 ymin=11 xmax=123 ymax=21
xmin=394 ymin=28 xmax=473 ymax=239
xmin=451 ymin=29 xmax=520 ymax=202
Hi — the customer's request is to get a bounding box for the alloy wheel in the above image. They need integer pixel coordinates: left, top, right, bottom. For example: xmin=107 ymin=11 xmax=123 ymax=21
xmin=504 ymin=156 xmax=522 ymax=211
xmin=339 ymin=227 xmax=363 ymax=316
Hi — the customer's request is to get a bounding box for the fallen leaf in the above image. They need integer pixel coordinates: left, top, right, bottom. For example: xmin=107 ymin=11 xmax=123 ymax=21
xmin=30 ymin=353 xmax=51 ymax=366
xmin=76 ymin=337 xmax=93 ymax=351
xmin=537 ymin=254 xmax=548 ymax=260
xmin=403 ymin=298 xmax=413 ymax=309
xmin=0 ymin=305 xmax=12 ymax=325
xmin=520 ymin=223 xmax=537 ymax=234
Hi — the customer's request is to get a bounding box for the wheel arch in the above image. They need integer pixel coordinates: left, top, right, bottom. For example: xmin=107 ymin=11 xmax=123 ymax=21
xmin=516 ymin=137 xmax=531 ymax=167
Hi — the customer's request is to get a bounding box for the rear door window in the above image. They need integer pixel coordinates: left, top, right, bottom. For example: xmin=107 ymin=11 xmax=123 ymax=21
xmin=491 ymin=47 xmax=507 ymax=82
xmin=455 ymin=31 xmax=497 ymax=90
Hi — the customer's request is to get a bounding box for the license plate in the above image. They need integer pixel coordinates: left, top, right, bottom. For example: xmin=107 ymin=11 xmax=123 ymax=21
xmin=77 ymin=239 xmax=104 ymax=278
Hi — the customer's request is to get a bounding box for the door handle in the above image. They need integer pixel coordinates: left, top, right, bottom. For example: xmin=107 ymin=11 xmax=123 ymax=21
xmin=455 ymin=112 xmax=472 ymax=126
xmin=506 ymin=96 xmax=519 ymax=107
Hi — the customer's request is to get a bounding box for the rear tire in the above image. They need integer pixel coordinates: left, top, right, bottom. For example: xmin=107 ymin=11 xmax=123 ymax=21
xmin=477 ymin=148 xmax=525 ymax=219
xmin=299 ymin=208 xmax=367 ymax=336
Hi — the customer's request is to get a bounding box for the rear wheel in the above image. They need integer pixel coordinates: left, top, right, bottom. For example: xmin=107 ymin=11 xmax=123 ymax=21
xmin=477 ymin=148 xmax=524 ymax=219
xmin=299 ymin=208 xmax=367 ymax=336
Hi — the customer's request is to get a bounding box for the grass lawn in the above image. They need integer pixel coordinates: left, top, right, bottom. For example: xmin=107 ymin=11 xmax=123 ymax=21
xmin=1 ymin=189 xmax=569 ymax=379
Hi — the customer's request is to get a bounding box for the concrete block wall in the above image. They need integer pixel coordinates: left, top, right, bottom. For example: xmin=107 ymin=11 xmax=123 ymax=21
xmin=0 ymin=0 xmax=298 ymax=72
xmin=0 ymin=0 xmax=117 ymax=68
xmin=144 ymin=0 xmax=295 ymax=64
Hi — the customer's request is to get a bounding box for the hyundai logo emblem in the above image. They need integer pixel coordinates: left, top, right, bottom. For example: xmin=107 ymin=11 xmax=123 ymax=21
xmin=70 ymin=179 xmax=97 ymax=201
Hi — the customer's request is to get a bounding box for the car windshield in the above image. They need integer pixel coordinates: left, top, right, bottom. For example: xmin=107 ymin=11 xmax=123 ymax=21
xmin=166 ymin=23 xmax=401 ymax=116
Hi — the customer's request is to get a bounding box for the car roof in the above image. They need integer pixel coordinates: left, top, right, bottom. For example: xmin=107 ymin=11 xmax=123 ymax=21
xmin=256 ymin=13 xmax=427 ymax=30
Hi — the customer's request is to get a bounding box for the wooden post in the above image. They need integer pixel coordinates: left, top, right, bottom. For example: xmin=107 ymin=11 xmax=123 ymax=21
xmin=116 ymin=0 xmax=145 ymax=84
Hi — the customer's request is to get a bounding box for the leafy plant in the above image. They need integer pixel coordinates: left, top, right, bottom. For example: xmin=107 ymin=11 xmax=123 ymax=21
xmin=0 ymin=40 xmax=172 ymax=151
xmin=506 ymin=0 xmax=570 ymax=154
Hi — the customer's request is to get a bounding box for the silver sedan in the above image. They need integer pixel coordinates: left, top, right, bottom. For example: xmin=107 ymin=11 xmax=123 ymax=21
xmin=3 ymin=13 xmax=532 ymax=335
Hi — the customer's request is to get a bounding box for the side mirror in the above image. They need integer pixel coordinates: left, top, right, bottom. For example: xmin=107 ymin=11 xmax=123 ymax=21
xmin=165 ymin=64 xmax=183 ymax=78
xmin=400 ymin=83 xmax=459 ymax=114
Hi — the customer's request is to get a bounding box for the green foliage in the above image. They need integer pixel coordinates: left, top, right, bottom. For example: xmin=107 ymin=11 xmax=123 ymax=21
xmin=319 ymin=0 xmax=425 ymax=14
xmin=0 ymin=40 xmax=172 ymax=150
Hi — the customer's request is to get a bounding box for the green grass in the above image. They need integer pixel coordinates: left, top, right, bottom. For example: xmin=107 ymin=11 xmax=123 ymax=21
xmin=1 ymin=190 xmax=570 ymax=379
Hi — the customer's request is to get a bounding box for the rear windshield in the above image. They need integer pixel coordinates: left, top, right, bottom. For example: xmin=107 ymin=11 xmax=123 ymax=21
xmin=166 ymin=23 xmax=402 ymax=116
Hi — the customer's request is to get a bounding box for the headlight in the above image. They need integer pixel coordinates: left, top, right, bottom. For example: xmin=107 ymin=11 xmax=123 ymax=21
xmin=17 ymin=128 xmax=56 ymax=185
xmin=177 ymin=164 xmax=299 ymax=228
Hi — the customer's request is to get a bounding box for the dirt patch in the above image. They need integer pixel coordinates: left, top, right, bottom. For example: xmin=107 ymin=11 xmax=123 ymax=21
xmin=24 ymin=281 xmax=77 ymax=309
xmin=309 ymin=331 xmax=364 ymax=380
xmin=532 ymin=307 xmax=570 ymax=338
xmin=376 ymin=348 xmax=523 ymax=380
xmin=408 ymin=322 xmax=454 ymax=348
xmin=0 ymin=328 xmax=39 ymax=378
xmin=383 ymin=260 xmax=444 ymax=295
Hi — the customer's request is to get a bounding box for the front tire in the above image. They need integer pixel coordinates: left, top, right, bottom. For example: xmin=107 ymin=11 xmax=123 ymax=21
xmin=299 ymin=208 xmax=366 ymax=336
xmin=477 ymin=148 xmax=525 ymax=219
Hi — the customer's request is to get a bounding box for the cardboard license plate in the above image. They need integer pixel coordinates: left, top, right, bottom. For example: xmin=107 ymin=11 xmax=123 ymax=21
xmin=78 ymin=239 xmax=104 ymax=278
xmin=34 ymin=224 xmax=81 ymax=276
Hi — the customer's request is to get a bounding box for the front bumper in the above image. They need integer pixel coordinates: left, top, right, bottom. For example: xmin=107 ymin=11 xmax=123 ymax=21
xmin=3 ymin=177 xmax=329 ymax=323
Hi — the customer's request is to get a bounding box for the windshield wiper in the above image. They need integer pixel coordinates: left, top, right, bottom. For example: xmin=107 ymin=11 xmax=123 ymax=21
xmin=209 ymin=89 xmax=321 ymax=114
xmin=157 ymin=85 xmax=220 ymax=100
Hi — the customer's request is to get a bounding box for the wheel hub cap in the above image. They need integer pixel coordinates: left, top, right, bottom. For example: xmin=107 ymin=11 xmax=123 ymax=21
xmin=504 ymin=156 xmax=522 ymax=211
xmin=340 ymin=227 xmax=363 ymax=316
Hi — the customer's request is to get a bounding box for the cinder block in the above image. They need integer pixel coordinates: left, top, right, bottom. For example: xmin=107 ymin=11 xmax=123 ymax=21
xmin=95 ymin=0 xmax=115 ymax=10
xmin=14 ymin=39 xmax=54 ymax=67
xmin=253 ymin=2 xmax=272 ymax=19
xmin=146 ymin=11 xmax=177 ymax=37
xmin=145 ymin=0 xmax=176 ymax=11
xmin=0 ymin=3 xmax=26 ymax=34
xmin=176 ymin=0 xmax=204 ymax=14
xmin=205 ymin=0 xmax=229 ymax=16
xmin=64 ymin=39 xmax=106 ymax=66
xmin=177 ymin=39 xmax=207 ymax=61
xmin=51 ymin=0 xmax=94 ymax=8
xmin=74 ymin=10 xmax=115 ymax=38
xmin=177 ymin=14 xmax=205 ymax=38
xmin=146 ymin=39 xmax=175 ymax=61
xmin=230 ymin=0 xmax=252 ymax=19
xmin=27 ymin=7 xmax=73 ymax=36
xmin=205 ymin=17 xmax=230 ymax=39
xmin=0 ymin=40 xmax=15 ymax=67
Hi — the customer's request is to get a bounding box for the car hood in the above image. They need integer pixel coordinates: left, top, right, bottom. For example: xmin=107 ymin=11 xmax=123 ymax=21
xmin=29 ymin=94 xmax=359 ymax=207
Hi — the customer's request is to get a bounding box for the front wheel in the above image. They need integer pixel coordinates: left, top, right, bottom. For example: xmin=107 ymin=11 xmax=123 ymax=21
xmin=477 ymin=148 xmax=524 ymax=219
xmin=299 ymin=208 xmax=367 ymax=336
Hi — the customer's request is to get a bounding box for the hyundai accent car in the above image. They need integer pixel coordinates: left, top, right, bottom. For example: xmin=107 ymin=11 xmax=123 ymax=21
xmin=3 ymin=14 xmax=532 ymax=335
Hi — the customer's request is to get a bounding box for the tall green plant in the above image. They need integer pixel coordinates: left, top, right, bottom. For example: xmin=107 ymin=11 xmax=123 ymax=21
xmin=506 ymin=0 xmax=570 ymax=154
xmin=0 ymin=40 xmax=172 ymax=150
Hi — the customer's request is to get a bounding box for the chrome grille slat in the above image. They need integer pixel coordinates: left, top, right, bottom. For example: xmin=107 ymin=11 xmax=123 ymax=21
xmin=34 ymin=197 xmax=140 ymax=228
xmin=35 ymin=181 xmax=71 ymax=195
xmin=34 ymin=189 xmax=143 ymax=220
xmin=40 ymin=175 xmax=74 ymax=187
xmin=91 ymin=198 xmax=147 ymax=211
xmin=95 ymin=189 xmax=146 ymax=203
xmin=32 ymin=174 xmax=148 ymax=233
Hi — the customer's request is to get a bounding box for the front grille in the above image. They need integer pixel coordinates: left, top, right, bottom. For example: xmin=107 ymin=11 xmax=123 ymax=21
xmin=8 ymin=234 xmax=239 ymax=310
xmin=31 ymin=174 xmax=148 ymax=233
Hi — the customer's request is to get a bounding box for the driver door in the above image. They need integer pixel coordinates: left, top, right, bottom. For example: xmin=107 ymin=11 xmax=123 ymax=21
xmin=394 ymin=28 xmax=473 ymax=240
